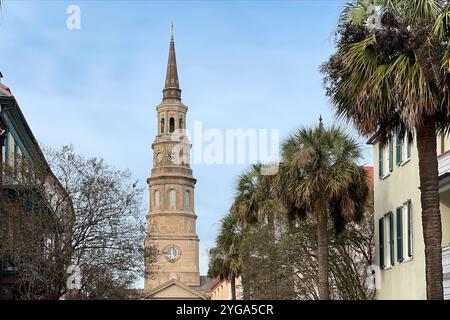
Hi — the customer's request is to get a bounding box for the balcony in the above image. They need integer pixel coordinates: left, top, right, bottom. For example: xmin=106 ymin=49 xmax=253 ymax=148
xmin=439 ymin=151 xmax=450 ymax=176
xmin=444 ymin=245 xmax=450 ymax=276
xmin=444 ymin=245 xmax=450 ymax=300
xmin=438 ymin=152 xmax=450 ymax=192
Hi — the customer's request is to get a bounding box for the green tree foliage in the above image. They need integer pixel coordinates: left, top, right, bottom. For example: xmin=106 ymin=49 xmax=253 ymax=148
xmin=208 ymin=213 xmax=242 ymax=300
xmin=209 ymin=124 xmax=373 ymax=300
xmin=273 ymin=123 xmax=369 ymax=299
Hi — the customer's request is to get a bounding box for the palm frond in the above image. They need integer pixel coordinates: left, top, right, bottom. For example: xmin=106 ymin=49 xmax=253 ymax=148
xmin=396 ymin=0 xmax=442 ymax=23
xmin=274 ymin=123 xmax=369 ymax=232
xmin=323 ymin=0 xmax=450 ymax=140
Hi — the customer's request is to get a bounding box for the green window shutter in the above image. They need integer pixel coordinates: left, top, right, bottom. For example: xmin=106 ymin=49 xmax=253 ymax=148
xmin=389 ymin=212 xmax=395 ymax=266
xmin=406 ymin=135 xmax=412 ymax=159
xmin=378 ymin=144 xmax=384 ymax=179
xmin=396 ymin=129 xmax=402 ymax=165
xmin=379 ymin=218 xmax=384 ymax=269
xmin=407 ymin=201 xmax=412 ymax=257
xmin=388 ymin=140 xmax=393 ymax=172
xmin=396 ymin=207 xmax=403 ymax=262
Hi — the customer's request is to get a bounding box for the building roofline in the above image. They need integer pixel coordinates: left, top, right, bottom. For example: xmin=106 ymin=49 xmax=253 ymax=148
xmin=0 ymin=94 xmax=72 ymax=205
xmin=144 ymin=279 xmax=208 ymax=300
xmin=0 ymin=95 xmax=49 ymax=166
xmin=208 ymin=277 xmax=224 ymax=292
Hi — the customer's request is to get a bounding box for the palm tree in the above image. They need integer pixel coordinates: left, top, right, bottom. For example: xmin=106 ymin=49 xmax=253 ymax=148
xmin=231 ymin=163 xmax=279 ymax=229
xmin=208 ymin=213 xmax=242 ymax=300
xmin=321 ymin=0 xmax=450 ymax=299
xmin=273 ymin=122 xmax=369 ymax=300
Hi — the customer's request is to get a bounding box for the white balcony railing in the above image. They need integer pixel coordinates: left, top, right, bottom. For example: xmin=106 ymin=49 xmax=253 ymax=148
xmin=443 ymin=245 xmax=450 ymax=276
xmin=438 ymin=152 xmax=450 ymax=192
xmin=443 ymin=245 xmax=450 ymax=300
xmin=438 ymin=152 xmax=450 ymax=177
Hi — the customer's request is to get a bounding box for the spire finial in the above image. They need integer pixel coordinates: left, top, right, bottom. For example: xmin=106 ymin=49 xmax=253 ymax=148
xmin=319 ymin=115 xmax=324 ymax=129
xmin=163 ymin=21 xmax=181 ymax=100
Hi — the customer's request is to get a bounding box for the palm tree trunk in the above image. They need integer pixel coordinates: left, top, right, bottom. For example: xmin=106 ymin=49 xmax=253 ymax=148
xmin=230 ymin=277 xmax=236 ymax=300
xmin=416 ymin=116 xmax=444 ymax=300
xmin=317 ymin=201 xmax=329 ymax=300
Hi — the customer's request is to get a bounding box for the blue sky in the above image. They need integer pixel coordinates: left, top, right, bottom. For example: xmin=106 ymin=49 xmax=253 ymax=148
xmin=0 ymin=0 xmax=373 ymax=283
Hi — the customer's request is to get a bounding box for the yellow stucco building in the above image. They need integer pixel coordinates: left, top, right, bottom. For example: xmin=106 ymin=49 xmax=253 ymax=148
xmin=370 ymin=132 xmax=450 ymax=299
xmin=209 ymin=277 xmax=243 ymax=300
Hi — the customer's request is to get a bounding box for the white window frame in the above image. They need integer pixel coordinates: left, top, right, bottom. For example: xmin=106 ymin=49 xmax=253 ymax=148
xmin=384 ymin=213 xmax=393 ymax=268
xmin=379 ymin=140 xmax=393 ymax=180
xmin=399 ymin=134 xmax=412 ymax=166
xmin=403 ymin=200 xmax=413 ymax=261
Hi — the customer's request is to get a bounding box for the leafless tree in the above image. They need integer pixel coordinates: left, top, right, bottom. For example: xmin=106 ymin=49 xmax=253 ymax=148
xmin=0 ymin=145 xmax=159 ymax=299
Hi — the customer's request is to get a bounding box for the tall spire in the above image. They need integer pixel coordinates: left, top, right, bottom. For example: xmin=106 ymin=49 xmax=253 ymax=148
xmin=163 ymin=21 xmax=181 ymax=100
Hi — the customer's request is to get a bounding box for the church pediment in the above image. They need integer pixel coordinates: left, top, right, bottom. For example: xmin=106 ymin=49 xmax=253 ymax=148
xmin=143 ymin=279 xmax=207 ymax=300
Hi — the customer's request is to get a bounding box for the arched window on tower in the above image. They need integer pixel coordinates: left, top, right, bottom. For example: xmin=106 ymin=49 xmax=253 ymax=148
xmin=161 ymin=117 xmax=165 ymax=134
xmin=154 ymin=190 xmax=160 ymax=209
xmin=168 ymin=189 xmax=176 ymax=209
xmin=183 ymin=190 xmax=190 ymax=209
xmin=179 ymin=116 xmax=183 ymax=129
xmin=169 ymin=117 xmax=175 ymax=133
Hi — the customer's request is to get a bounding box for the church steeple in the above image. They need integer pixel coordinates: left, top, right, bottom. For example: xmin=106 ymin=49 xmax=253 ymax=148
xmin=163 ymin=21 xmax=181 ymax=100
xmin=145 ymin=23 xmax=201 ymax=294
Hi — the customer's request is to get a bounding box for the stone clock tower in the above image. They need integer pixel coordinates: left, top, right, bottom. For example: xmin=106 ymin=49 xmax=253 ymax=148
xmin=144 ymin=23 xmax=205 ymax=299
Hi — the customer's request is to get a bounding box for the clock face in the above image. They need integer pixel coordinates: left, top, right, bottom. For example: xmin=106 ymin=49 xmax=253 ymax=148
xmin=167 ymin=151 xmax=175 ymax=163
xmin=164 ymin=245 xmax=180 ymax=262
